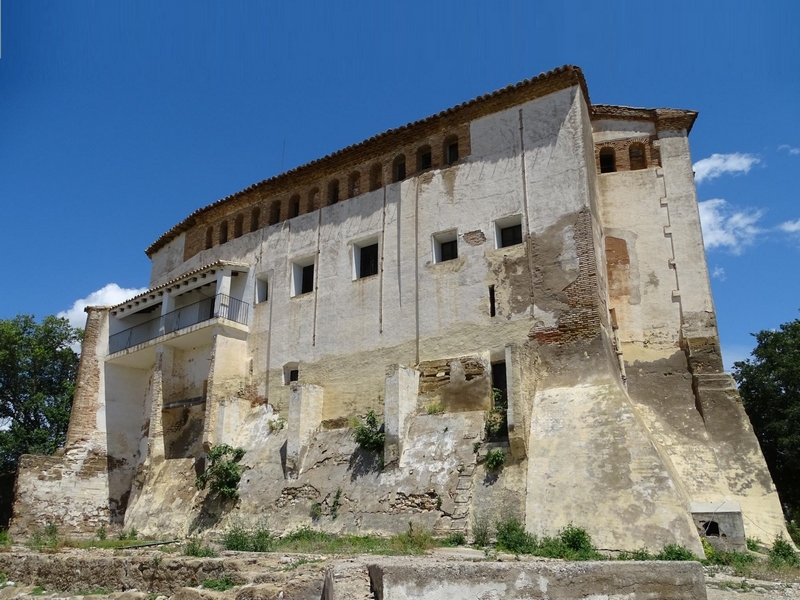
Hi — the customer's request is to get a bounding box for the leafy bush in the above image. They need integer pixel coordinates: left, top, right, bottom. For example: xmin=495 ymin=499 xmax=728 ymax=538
xmin=485 ymin=449 xmax=505 ymax=471
xmin=484 ymin=409 xmax=506 ymax=439
xmin=617 ymin=548 xmax=654 ymax=561
xmin=747 ymin=536 xmax=762 ymax=552
xmin=196 ymin=444 xmax=246 ymax=501
xmin=223 ymin=522 xmax=273 ymax=552
xmin=472 ymin=516 xmax=491 ymax=547
xmin=770 ymin=535 xmax=799 ymax=566
xmin=443 ymin=532 xmax=466 ymax=547
xmin=495 ymin=517 xmax=536 ymax=554
xmin=352 ymin=410 xmax=385 ymax=453
xmin=560 ymin=523 xmax=594 ymax=553
xmin=201 ymin=575 xmax=235 ymax=591
xmin=184 ymin=539 xmax=216 ymax=557
xmin=654 ymin=544 xmax=698 ymax=561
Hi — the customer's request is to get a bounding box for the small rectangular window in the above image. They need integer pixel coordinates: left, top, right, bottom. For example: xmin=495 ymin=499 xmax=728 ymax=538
xmin=283 ymin=362 xmax=299 ymax=385
xmin=440 ymin=240 xmax=458 ymax=261
xmin=500 ymin=224 xmax=523 ymax=248
xmin=358 ymin=243 xmax=379 ymax=278
xmin=256 ymin=276 xmax=269 ymax=304
xmin=301 ymin=264 xmax=314 ymax=294
xmin=289 ymin=369 xmax=299 ymax=382
xmin=433 ymin=230 xmax=458 ymax=263
xmin=292 ymin=259 xmax=315 ymax=297
xmin=495 ymin=215 xmax=524 ymax=249
xmin=489 ymin=285 xmax=496 ymax=317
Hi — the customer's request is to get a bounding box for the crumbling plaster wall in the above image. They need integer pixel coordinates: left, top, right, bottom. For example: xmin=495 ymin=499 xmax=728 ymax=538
xmin=594 ymin=120 xmax=788 ymax=544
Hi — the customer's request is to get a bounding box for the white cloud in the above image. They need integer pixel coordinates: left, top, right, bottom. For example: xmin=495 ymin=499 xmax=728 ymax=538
xmin=778 ymin=219 xmax=800 ymax=233
xmin=58 ymin=283 xmax=148 ymax=330
xmin=779 ymin=144 xmax=800 ymax=156
xmin=711 ymin=266 xmax=726 ymax=280
xmin=693 ymin=153 xmax=760 ymax=183
xmin=698 ymin=199 xmax=764 ymax=254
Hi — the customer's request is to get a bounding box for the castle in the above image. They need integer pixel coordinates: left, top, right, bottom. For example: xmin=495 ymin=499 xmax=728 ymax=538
xmin=11 ymin=66 xmax=788 ymax=553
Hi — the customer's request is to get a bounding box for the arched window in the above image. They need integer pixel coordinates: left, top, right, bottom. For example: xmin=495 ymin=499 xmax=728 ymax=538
xmin=369 ymin=163 xmax=383 ymax=191
xmin=348 ymin=172 xmax=361 ymax=198
xmin=393 ymin=155 xmax=406 ymax=182
xmin=328 ymin=180 xmax=340 ymax=205
xmin=219 ymin=221 xmax=228 ymax=244
xmin=417 ymin=145 xmax=432 ymax=171
xmin=270 ymin=201 xmax=281 ymax=226
xmin=443 ymin=135 xmax=459 ymax=165
xmin=629 ymin=143 xmax=647 ymax=170
xmin=251 ymin=207 xmax=261 ymax=232
xmin=289 ymin=195 xmax=301 ymax=218
xmin=205 ymin=227 xmax=213 ymax=249
xmin=234 ymin=214 xmax=244 ymax=238
xmin=599 ymin=147 xmax=616 ymax=173
xmin=307 ymin=187 xmax=319 ymax=212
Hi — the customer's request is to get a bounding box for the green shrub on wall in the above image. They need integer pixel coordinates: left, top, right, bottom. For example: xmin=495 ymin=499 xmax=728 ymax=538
xmin=196 ymin=444 xmax=246 ymax=501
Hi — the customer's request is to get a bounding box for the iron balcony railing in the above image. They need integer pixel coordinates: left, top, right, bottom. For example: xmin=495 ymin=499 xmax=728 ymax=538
xmin=109 ymin=293 xmax=249 ymax=354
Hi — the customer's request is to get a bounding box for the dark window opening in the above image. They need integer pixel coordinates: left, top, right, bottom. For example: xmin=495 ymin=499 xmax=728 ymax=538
xmin=489 ymin=285 xmax=496 ymax=317
xmin=219 ymin=221 xmax=228 ymax=244
xmin=307 ymin=188 xmax=319 ymax=212
xmin=348 ymin=172 xmax=361 ymax=198
xmin=629 ymin=143 xmax=647 ymax=170
xmin=369 ymin=163 xmax=383 ymax=191
xmin=489 ymin=361 xmax=509 ymax=441
xmin=301 ymin=264 xmax=315 ymax=295
xmin=702 ymin=521 xmax=720 ymax=537
xmin=205 ymin=227 xmax=213 ymax=249
xmin=234 ymin=214 xmax=244 ymax=238
xmin=393 ymin=156 xmax=406 ymax=182
xmin=329 ymin=180 xmax=340 ymax=204
xmin=251 ymin=207 xmax=260 ymax=232
xmin=289 ymin=369 xmax=299 ymax=383
xmin=290 ymin=196 xmax=301 ymax=218
xmin=440 ymin=240 xmax=458 ymax=262
xmin=445 ymin=138 xmax=459 ymax=164
xmin=417 ymin=146 xmax=432 ymax=171
xmin=359 ymin=243 xmax=379 ymax=278
xmin=500 ymin=224 xmax=523 ymax=248
xmin=270 ymin=202 xmax=281 ymax=225
xmin=599 ymin=148 xmax=616 ymax=173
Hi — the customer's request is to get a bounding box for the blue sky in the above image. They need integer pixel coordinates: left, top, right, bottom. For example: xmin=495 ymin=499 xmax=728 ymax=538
xmin=1 ymin=1 xmax=798 ymax=370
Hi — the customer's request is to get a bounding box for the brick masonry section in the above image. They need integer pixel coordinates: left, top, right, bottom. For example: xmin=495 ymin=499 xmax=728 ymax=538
xmin=531 ymin=209 xmax=602 ymax=345
xmin=594 ymin=136 xmax=661 ymax=173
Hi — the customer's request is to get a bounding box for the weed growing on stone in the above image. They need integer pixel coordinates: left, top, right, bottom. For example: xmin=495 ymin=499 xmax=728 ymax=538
xmin=653 ymin=544 xmax=697 ymax=561
xmin=473 ymin=442 xmax=481 ymax=454
xmin=201 ymin=575 xmax=235 ymax=591
xmin=0 ymin=530 xmax=10 ymax=548
xmin=352 ymin=410 xmax=385 ymax=454
xmin=426 ymin=402 xmax=444 ymax=415
xmin=96 ymin=525 xmax=106 ymax=541
xmin=269 ymin=524 xmax=436 ymax=556
xmin=281 ymin=557 xmax=323 ymax=571
xmin=118 ymin=528 xmax=138 ymax=541
xmin=268 ymin=417 xmax=286 ymax=433
xmin=30 ymin=586 xmax=47 ymax=595
xmin=28 ymin=523 xmax=60 ymax=552
xmin=485 ymin=449 xmax=505 ymax=471
xmin=310 ymin=503 xmax=322 ymax=520
xmin=196 ymin=444 xmax=246 ymax=501
xmin=331 ymin=488 xmax=342 ymax=519
xmin=184 ymin=539 xmax=217 ymax=557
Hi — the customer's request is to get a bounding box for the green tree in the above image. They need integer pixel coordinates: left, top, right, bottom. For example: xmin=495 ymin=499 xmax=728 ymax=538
xmin=0 ymin=315 xmax=80 ymax=475
xmin=733 ymin=317 xmax=800 ymax=519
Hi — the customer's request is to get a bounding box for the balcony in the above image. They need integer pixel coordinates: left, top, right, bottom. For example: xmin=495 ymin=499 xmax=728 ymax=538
xmin=109 ymin=294 xmax=249 ymax=354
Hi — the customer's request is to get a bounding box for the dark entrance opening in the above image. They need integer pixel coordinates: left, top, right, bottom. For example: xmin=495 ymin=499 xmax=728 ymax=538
xmin=702 ymin=521 xmax=720 ymax=537
xmin=489 ymin=361 xmax=509 ymax=441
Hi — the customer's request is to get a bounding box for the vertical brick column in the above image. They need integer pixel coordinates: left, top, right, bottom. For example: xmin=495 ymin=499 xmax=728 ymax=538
xmin=65 ymin=306 xmax=110 ymax=450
